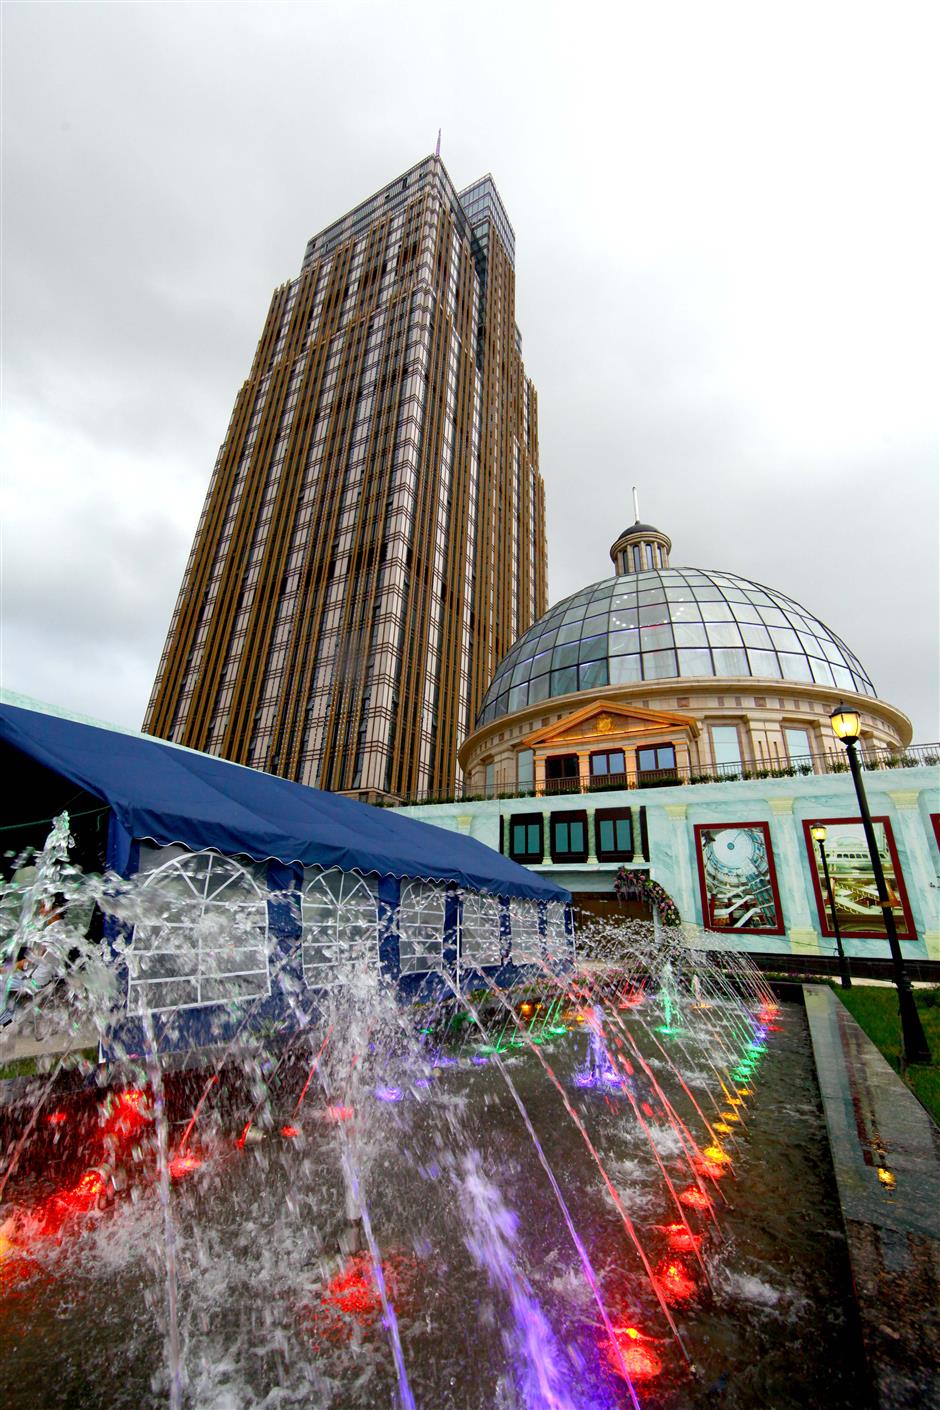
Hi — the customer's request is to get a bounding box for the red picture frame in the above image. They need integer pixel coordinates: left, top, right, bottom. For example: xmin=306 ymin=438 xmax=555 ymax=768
xmin=802 ymin=816 xmax=916 ymax=941
xmin=931 ymin=814 xmax=940 ymax=853
xmin=694 ymin=821 xmax=786 ymax=935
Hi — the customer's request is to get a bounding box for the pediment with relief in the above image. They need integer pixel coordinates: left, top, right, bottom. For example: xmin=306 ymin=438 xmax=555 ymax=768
xmin=522 ymin=700 xmax=698 ymax=749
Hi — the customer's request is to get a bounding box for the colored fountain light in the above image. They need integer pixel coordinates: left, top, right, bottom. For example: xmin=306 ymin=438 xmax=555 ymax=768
xmin=657 ymin=1258 xmax=697 ymax=1302
xmin=702 ymin=1145 xmax=731 ymax=1166
xmin=168 ymin=1152 xmax=202 ymax=1180
xmin=679 ymin=1185 xmax=712 ymax=1211
xmin=877 ymin=1168 xmax=897 ymax=1189
xmin=661 ymin=1222 xmax=703 ymax=1253
xmin=605 ymin=1325 xmax=662 ymax=1382
xmin=0 ymin=811 xmax=814 ymax=1407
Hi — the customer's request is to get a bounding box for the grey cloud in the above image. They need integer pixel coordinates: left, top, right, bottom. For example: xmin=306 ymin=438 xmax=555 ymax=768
xmin=2 ymin=1 xmax=937 ymax=742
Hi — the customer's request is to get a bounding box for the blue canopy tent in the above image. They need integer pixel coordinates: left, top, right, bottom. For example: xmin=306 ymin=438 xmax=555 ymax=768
xmin=1 ymin=696 xmax=572 ymax=1048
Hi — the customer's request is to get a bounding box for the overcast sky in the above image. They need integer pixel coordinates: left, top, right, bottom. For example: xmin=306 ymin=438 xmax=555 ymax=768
xmin=2 ymin=1 xmax=938 ymax=742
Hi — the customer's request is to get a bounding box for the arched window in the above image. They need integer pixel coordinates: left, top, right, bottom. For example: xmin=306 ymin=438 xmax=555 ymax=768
xmin=301 ymin=867 xmax=379 ymax=986
xmin=460 ymin=892 xmax=502 ymax=969
xmin=131 ymin=845 xmax=269 ymax=1013
xmin=508 ymin=899 xmax=542 ymax=965
xmin=398 ymin=880 xmax=448 ymax=974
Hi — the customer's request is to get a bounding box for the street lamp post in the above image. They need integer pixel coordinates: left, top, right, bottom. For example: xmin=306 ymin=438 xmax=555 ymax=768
xmin=829 ymin=704 xmax=931 ymax=1065
xmin=809 ymin=824 xmax=852 ymax=989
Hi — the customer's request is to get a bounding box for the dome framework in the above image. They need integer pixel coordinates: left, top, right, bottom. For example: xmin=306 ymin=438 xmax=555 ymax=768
xmin=478 ymin=566 xmax=875 ymax=730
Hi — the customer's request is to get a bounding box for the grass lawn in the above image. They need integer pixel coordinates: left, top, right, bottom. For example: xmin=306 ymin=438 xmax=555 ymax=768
xmin=828 ymin=983 xmax=940 ymax=1125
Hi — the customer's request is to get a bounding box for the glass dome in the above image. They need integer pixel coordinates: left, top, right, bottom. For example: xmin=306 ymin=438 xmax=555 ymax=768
xmin=476 ymin=566 xmax=875 ymax=728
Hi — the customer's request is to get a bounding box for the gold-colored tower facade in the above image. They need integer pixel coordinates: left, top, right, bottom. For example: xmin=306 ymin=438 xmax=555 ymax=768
xmin=144 ymin=156 xmax=546 ymax=800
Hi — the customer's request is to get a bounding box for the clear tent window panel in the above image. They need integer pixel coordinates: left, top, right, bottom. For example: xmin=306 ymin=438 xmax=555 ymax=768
xmin=541 ymin=902 xmax=569 ymax=958
xmin=130 ymin=845 xmax=270 ymax=1014
xmin=399 ymin=880 xmax=448 ymax=975
xmin=509 ymin=900 xmax=542 ymax=965
xmin=301 ymin=867 xmax=380 ymax=987
xmin=460 ymin=892 xmax=502 ymax=969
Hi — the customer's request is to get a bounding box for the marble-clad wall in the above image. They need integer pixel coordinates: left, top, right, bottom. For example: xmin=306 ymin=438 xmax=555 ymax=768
xmin=398 ymin=765 xmax=940 ymax=959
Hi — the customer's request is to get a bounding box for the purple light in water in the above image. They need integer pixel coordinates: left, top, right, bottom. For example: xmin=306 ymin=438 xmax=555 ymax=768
xmin=471 ymin=1055 xmax=489 ymax=1065
xmin=573 ymin=1068 xmax=624 ymax=1091
xmin=374 ymin=1086 xmax=403 ymax=1103
xmin=414 ymin=1078 xmax=431 ymax=1088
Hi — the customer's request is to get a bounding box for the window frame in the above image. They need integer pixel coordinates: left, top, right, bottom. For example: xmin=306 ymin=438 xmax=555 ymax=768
xmin=506 ymin=812 xmax=544 ymax=863
xmin=636 ymin=742 xmax=677 ymax=774
xmin=550 ymin=809 xmax=589 ymax=863
xmin=709 ymin=723 xmax=743 ymax=772
xmin=595 ymin=807 xmax=634 ymax=862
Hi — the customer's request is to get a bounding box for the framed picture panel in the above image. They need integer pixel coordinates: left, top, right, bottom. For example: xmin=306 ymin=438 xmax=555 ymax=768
xmin=694 ymin=822 xmax=785 ymax=935
xmin=931 ymin=814 xmax=940 ymax=853
xmin=802 ymin=817 xmax=915 ymax=940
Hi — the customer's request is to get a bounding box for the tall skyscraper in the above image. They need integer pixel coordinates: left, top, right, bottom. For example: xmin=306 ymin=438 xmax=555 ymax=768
xmin=145 ymin=155 xmax=546 ymax=801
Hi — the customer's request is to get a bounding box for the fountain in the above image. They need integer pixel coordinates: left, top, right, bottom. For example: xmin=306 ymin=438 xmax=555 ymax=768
xmin=0 ymin=814 xmax=870 ymax=1409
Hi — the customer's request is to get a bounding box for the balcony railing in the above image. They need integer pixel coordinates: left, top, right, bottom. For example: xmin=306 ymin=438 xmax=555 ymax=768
xmin=387 ymin=742 xmax=940 ymax=809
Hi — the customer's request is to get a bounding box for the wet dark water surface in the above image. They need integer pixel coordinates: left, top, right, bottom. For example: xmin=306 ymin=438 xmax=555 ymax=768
xmin=0 ymin=1000 xmax=870 ymax=1410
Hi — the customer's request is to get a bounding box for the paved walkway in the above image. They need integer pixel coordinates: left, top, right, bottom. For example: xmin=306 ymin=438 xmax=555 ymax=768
xmin=805 ymin=984 xmax=940 ymax=1410
xmin=0 ymin=1018 xmax=98 ymax=1067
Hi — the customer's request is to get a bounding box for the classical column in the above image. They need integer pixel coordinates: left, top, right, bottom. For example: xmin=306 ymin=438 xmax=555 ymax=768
xmin=768 ymin=796 xmax=818 ymax=954
xmin=585 ymin=806 xmax=598 ymax=865
xmin=541 ymin=811 xmax=552 ymax=865
xmin=887 ymin=790 xmax=940 ymax=960
xmin=663 ymin=804 xmax=696 ymax=923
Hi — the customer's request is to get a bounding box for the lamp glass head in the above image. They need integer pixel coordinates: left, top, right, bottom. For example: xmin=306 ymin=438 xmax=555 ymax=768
xmin=830 ymin=704 xmax=861 ymax=741
xmin=810 ymin=824 xmax=827 ymax=844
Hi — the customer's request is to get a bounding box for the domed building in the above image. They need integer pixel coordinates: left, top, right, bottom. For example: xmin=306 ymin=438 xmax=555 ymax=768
xmin=460 ymin=518 xmax=910 ymax=797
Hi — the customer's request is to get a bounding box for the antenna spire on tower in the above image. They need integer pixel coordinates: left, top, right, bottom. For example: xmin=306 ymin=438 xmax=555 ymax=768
xmin=435 ymin=128 xmax=441 ymax=158
xmin=632 ymin=485 xmax=640 ymax=523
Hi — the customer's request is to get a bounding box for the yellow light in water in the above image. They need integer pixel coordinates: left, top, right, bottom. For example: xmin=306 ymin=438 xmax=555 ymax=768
xmin=877 ymin=1168 xmax=897 ymax=1189
xmin=714 ymin=1123 xmax=732 ymax=1135
xmin=722 ymin=1111 xmax=740 ymax=1123
xmin=702 ymin=1145 xmax=731 ymax=1165
xmin=728 ymin=1097 xmax=743 ymax=1107
xmin=736 ymin=1088 xmax=752 ymax=1097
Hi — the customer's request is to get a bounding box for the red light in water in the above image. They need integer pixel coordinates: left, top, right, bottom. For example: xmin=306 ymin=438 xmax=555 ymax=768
xmin=697 ymin=1157 xmax=729 ymax=1181
xmin=168 ymin=1153 xmax=202 ymax=1179
xmin=606 ymin=1326 xmax=662 ymax=1381
xmin=325 ymin=1105 xmax=354 ymax=1123
xmin=101 ymin=1088 xmax=150 ymax=1144
xmin=46 ymin=1111 xmax=67 ymax=1125
xmin=662 ymin=1222 xmax=702 ymax=1253
xmin=73 ymin=1170 xmax=105 ymax=1199
xmin=307 ymin=1250 xmax=412 ymax=1344
xmin=235 ymin=1123 xmax=252 ymax=1149
xmin=624 ymin=1060 xmax=634 ymax=1076
xmin=281 ymin=1125 xmax=300 ymax=1138
xmin=325 ymin=1254 xmax=382 ymax=1318
xmin=641 ymin=1101 xmax=654 ymax=1118
xmin=679 ymin=1185 xmax=711 ymax=1211
xmin=658 ymin=1258 xmax=697 ymax=1302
